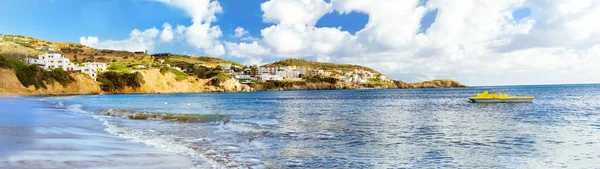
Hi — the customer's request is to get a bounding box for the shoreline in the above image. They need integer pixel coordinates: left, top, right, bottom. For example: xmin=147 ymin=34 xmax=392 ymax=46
xmin=0 ymin=97 xmax=201 ymax=168
xmin=1 ymin=86 xmax=471 ymax=98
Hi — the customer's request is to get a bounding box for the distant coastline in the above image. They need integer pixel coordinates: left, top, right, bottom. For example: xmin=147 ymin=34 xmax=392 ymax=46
xmin=0 ymin=34 xmax=466 ymax=97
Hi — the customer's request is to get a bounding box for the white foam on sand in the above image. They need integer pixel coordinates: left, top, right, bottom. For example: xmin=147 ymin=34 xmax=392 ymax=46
xmin=99 ymin=118 xmax=219 ymax=168
xmin=0 ymin=98 xmax=197 ymax=169
xmin=40 ymin=98 xmax=261 ymax=168
xmin=98 ymin=117 xmax=248 ymax=168
xmin=65 ymin=104 xmax=88 ymax=114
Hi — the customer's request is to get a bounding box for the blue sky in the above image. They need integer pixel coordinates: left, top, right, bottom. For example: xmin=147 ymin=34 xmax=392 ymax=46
xmin=1 ymin=0 xmax=598 ymax=86
xmin=0 ymin=0 xmax=370 ymax=55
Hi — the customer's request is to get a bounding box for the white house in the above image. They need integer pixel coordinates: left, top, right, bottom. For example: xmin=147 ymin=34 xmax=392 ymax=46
xmin=27 ymin=52 xmax=106 ymax=80
xmin=172 ymin=67 xmax=183 ymax=72
xmin=234 ymin=74 xmax=253 ymax=80
xmin=379 ymin=75 xmax=387 ymax=81
xmin=295 ymin=67 xmax=306 ymax=75
xmin=39 ymin=46 xmax=55 ymax=51
xmin=220 ymin=63 xmax=232 ymax=70
xmin=356 ymin=78 xmax=367 ymax=83
xmin=259 ymin=73 xmax=283 ymax=81
xmin=78 ymin=62 xmax=107 ymax=80
xmin=309 ymin=70 xmax=325 ymax=76
xmin=258 ymin=66 xmax=277 ymax=75
xmin=28 ymin=52 xmax=77 ymax=71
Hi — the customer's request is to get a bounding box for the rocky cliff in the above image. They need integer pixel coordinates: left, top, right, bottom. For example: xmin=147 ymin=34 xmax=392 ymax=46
xmin=0 ymin=68 xmax=101 ymax=96
xmin=394 ymin=79 xmax=466 ymax=88
xmin=0 ymin=68 xmax=254 ymax=97
xmin=250 ymin=81 xmax=399 ymax=91
xmin=104 ymin=69 xmax=254 ymax=94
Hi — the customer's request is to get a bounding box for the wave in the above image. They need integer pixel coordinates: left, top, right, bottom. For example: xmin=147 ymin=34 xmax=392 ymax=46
xmin=65 ymin=104 xmax=89 ymax=114
xmin=98 ymin=118 xmax=247 ymax=168
xmin=43 ymin=100 xmax=250 ymax=168
xmin=97 ymin=108 xmax=230 ymax=123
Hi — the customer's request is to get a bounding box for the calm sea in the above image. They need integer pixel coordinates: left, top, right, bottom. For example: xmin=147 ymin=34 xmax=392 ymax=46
xmin=14 ymin=84 xmax=600 ymax=168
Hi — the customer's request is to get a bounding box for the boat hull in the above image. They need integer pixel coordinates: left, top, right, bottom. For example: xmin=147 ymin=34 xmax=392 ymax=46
xmin=468 ymin=98 xmax=533 ymax=103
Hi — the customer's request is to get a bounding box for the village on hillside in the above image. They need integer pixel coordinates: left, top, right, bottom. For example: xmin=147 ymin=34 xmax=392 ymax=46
xmin=216 ymin=61 xmax=389 ymax=84
xmin=26 ymin=47 xmax=107 ymax=80
xmin=23 ymin=45 xmax=389 ymax=84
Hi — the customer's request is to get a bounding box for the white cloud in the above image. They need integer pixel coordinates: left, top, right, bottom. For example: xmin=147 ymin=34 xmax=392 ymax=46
xmin=160 ymin=23 xmax=174 ymax=43
xmin=156 ymin=0 xmax=225 ymax=56
xmin=154 ymin=0 xmax=222 ymax=23
xmin=225 ymin=0 xmax=600 ymax=85
xmin=80 ymin=0 xmax=226 ymax=56
xmin=233 ymin=27 xmax=249 ymax=38
xmin=80 ymin=27 xmax=160 ymax=52
xmin=261 ymin=0 xmax=332 ymax=26
xmin=232 ymin=27 xmax=259 ymax=41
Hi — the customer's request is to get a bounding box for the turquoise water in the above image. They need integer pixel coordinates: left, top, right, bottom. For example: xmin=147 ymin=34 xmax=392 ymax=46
xmin=9 ymin=84 xmax=600 ymax=168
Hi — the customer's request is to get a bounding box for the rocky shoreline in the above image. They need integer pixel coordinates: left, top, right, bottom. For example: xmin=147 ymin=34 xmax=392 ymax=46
xmin=1 ymin=68 xmax=467 ymax=97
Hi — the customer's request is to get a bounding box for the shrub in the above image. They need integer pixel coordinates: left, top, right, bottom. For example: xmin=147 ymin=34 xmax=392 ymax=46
xmin=303 ymin=76 xmax=339 ymax=84
xmin=0 ymin=56 xmax=74 ymax=89
xmin=210 ymin=73 xmax=231 ymax=86
xmin=45 ymin=68 xmax=76 ymax=86
xmin=107 ymin=63 xmax=131 ymax=73
xmin=160 ymin=67 xmax=188 ymax=81
xmin=97 ymin=72 xmax=145 ymax=92
xmin=368 ymin=77 xmax=382 ymax=83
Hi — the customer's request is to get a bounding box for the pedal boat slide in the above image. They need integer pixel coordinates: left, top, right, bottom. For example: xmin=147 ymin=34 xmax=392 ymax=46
xmin=468 ymin=90 xmax=534 ymax=103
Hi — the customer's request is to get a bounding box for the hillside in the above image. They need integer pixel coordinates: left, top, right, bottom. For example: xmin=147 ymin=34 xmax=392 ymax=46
xmin=265 ymin=58 xmax=381 ymax=75
xmin=0 ymin=33 xmax=467 ymax=96
xmin=0 ymin=34 xmax=240 ymax=67
xmin=151 ymin=53 xmax=242 ymax=68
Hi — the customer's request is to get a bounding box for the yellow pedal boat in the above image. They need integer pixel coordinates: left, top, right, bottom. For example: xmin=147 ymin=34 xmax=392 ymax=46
xmin=468 ymin=90 xmax=534 ymax=103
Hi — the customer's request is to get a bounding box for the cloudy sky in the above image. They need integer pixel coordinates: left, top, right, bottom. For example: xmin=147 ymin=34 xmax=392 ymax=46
xmin=1 ymin=0 xmax=599 ymax=86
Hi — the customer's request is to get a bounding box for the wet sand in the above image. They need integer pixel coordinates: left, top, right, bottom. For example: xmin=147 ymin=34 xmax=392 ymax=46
xmin=0 ymin=98 xmax=196 ymax=169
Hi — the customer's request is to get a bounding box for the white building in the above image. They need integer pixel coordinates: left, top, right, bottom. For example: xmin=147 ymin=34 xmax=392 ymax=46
xmin=356 ymin=78 xmax=367 ymax=83
xmin=27 ymin=52 xmax=106 ymax=80
xmin=309 ymin=70 xmax=325 ymax=76
xmin=220 ymin=63 xmax=232 ymax=70
xmin=172 ymin=67 xmax=183 ymax=72
xmin=39 ymin=46 xmax=55 ymax=51
xmin=295 ymin=67 xmax=306 ymax=75
xmin=28 ymin=52 xmax=77 ymax=71
xmin=259 ymin=73 xmax=284 ymax=81
xmin=379 ymin=75 xmax=387 ymax=81
xmin=276 ymin=68 xmax=301 ymax=80
xmin=258 ymin=66 xmax=277 ymax=75
xmin=234 ymin=74 xmax=253 ymax=80
xmin=79 ymin=62 xmax=107 ymax=80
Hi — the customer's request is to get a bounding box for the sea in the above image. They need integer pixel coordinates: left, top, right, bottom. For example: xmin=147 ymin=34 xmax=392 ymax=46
xmin=1 ymin=84 xmax=600 ymax=168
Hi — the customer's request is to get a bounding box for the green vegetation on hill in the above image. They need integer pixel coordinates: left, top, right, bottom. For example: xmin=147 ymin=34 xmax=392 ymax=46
xmin=0 ymin=34 xmax=39 ymax=48
xmin=0 ymin=55 xmax=75 ymax=89
xmin=265 ymin=58 xmax=381 ymax=74
xmin=152 ymin=53 xmax=242 ymax=67
xmin=302 ymin=76 xmax=339 ymax=84
xmin=210 ymin=73 xmax=232 ymax=86
xmin=1 ymin=34 xmax=154 ymax=66
xmin=159 ymin=67 xmax=188 ymax=81
xmin=97 ymin=72 xmax=145 ymax=92
xmin=107 ymin=63 xmax=132 ymax=73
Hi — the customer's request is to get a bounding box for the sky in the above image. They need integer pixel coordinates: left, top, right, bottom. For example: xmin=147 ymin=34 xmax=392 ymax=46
xmin=0 ymin=0 xmax=599 ymax=86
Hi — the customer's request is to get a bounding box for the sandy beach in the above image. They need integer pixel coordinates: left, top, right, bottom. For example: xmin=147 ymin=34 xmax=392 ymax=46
xmin=0 ymin=97 xmax=198 ymax=169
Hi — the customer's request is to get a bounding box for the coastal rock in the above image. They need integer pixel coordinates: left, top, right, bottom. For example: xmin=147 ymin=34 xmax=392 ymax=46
xmin=106 ymin=69 xmax=254 ymax=94
xmin=0 ymin=68 xmax=101 ymax=96
xmin=394 ymin=79 xmax=467 ymax=88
